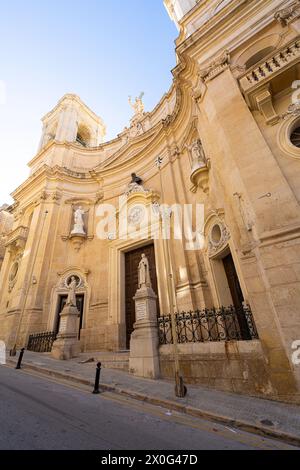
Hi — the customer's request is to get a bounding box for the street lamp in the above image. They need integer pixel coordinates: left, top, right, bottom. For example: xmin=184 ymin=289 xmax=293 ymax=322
xmin=11 ymin=209 xmax=49 ymax=356
xmin=155 ymin=156 xmax=187 ymax=398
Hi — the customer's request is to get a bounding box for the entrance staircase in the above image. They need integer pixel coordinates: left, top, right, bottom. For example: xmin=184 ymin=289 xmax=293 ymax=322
xmin=80 ymin=351 xmax=130 ymax=372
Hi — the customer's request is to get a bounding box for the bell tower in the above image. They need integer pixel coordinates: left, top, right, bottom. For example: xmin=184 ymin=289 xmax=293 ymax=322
xmin=38 ymin=94 xmax=106 ymax=151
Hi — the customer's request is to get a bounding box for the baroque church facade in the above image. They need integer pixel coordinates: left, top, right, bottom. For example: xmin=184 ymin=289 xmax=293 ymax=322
xmin=1 ymin=0 xmax=300 ymax=403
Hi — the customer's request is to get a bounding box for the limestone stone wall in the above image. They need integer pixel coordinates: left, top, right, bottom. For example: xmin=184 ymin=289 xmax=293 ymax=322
xmin=159 ymin=341 xmax=280 ymax=400
xmin=0 ymin=207 xmax=13 ymax=272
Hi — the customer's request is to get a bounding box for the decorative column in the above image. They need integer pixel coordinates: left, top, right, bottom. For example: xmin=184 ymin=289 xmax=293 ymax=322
xmin=52 ymin=277 xmax=80 ymax=360
xmin=129 ymin=254 xmax=160 ymax=379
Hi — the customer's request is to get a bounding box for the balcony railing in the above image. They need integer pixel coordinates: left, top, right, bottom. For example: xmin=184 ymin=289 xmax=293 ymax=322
xmin=158 ymin=305 xmax=258 ymax=345
xmin=239 ymin=39 xmax=300 ymax=93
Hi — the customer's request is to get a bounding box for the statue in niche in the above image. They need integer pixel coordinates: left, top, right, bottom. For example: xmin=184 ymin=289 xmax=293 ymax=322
xmin=71 ymin=206 xmax=86 ymax=235
xmin=138 ymin=254 xmax=152 ymax=289
xmin=66 ymin=276 xmax=78 ymax=307
xmin=190 ymin=139 xmax=207 ymax=170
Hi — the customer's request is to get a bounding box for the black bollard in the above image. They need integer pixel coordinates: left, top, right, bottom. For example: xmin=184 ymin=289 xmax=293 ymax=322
xmin=175 ymin=372 xmax=187 ymax=398
xmin=92 ymin=362 xmax=102 ymax=394
xmin=15 ymin=348 xmax=25 ymax=370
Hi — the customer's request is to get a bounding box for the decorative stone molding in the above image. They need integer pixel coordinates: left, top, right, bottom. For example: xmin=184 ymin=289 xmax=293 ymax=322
xmin=280 ymin=101 xmax=300 ymax=120
xmin=8 ymin=255 xmax=22 ymax=293
xmin=40 ymin=190 xmax=48 ymax=201
xmin=277 ymin=114 xmax=300 ymax=159
xmin=69 ymin=233 xmax=87 ymax=252
xmin=116 ymin=189 xmax=160 ymax=240
xmin=30 ymin=189 xmax=62 ymax=207
xmin=162 ymin=114 xmax=174 ymax=128
xmin=208 ymin=221 xmax=231 ymax=258
xmin=275 ymin=1 xmax=300 ymax=26
xmin=64 ymin=274 xmax=83 ymax=289
xmin=169 ymin=144 xmax=180 ymax=162
xmin=5 ymin=226 xmax=29 ymax=253
xmin=51 ymin=191 xmax=62 ymax=201
xmin=95 ymin=190 xmax=104 ymax=203
xmin=128 ymin=205 xmax=147 ymax=226
xmin=199 ymin=50 xmax=231 ymax=83
xmin=192 ymin=76 xmax=207 ymax=103
xmin=57 ymin=267 xmax=89 ymax=288
xmin=161 ymin=86 xmax=182 ymax=129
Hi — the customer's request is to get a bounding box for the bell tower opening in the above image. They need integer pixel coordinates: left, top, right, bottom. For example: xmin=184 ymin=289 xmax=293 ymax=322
xmin=38 ymin=94 xmax=106 ymax=152
xmin=76 ymin=124 xmax=91 ymax=148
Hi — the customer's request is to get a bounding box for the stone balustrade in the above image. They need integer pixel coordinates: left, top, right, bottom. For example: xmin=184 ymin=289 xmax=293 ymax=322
xmin=239 ymin=40 xmax=300 ymax=93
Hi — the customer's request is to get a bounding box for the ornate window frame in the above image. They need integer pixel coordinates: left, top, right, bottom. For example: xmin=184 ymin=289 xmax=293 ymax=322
xmin=277 ymin=115 xmax=300 ymax=160
xmin=48 ymin=267 xmax=90 ymax=333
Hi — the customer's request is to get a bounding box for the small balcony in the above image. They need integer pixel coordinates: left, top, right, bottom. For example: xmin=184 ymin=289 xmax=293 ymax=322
xmin=239 ymin=39 xmax=300 ymax=124
xmin=240 ymin=39 xmax=300 ymax=94
xmin=5 ymin=226 xmax=29 ymax=252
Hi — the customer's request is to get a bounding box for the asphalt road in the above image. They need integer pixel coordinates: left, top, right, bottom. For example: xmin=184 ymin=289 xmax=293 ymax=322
xmin=0 ymin=365 xmax=297 ymax=450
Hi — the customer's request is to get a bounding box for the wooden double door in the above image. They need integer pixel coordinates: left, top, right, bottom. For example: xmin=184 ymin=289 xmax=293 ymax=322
xmin=55 ymin=294 xmax=85 ymax=339
xmin=125 ymin=244 xmax=160 ymax=349
xmin=222 ymin=253 xmax=251 ymax=340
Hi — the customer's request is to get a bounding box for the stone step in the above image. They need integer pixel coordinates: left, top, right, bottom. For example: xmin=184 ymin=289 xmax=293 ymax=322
xmin=80 ymin=351 xmax=130 ymax=372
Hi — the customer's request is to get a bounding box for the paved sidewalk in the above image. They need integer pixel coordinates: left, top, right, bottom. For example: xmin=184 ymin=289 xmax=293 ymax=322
xmin=6 ymin=351 xmax=300 ymax=447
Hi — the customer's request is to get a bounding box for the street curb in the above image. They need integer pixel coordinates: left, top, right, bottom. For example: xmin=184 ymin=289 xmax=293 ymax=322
xmin=7 ymin=359 xmax=300 ymax=448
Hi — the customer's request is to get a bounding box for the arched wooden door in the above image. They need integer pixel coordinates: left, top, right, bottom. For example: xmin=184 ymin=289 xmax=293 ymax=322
xmin=125 ymin=244 xmax=160 ymax=349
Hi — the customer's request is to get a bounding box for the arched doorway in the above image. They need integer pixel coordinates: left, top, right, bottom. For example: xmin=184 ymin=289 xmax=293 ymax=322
xmin=124 ymin=243 xmax=160 ymax=349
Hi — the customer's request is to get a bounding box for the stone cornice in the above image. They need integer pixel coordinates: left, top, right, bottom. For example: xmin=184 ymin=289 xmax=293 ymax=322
xmin=174 ymin=0 xmax=288 ymax=76
xmin=275 ymin=0 xmax=300 ymax=26
xmin=259 ymin=222 xmax=300 ymax=247
xmin=11 ymin=164 xmax=96 ymax=202
xmin=42 ymin=93 xmax=104 ymax=126
xmin=199 ymin=50 xmax=231 ymax=82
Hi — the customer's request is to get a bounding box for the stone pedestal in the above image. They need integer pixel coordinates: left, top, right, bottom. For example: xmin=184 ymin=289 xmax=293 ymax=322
xmin=52 ymin=305 xmax=80 ymax=360
xmin=129 ymin=286 xmax=160 ymax=379
xmin=69 ymin=233 xmax=86 ymax=252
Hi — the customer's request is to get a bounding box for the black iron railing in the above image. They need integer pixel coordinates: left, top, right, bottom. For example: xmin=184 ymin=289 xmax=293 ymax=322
xmin=27 ymin=331 xmax=57 ymax=353
xmin=158 ymin=305 xmax=258 ymax=345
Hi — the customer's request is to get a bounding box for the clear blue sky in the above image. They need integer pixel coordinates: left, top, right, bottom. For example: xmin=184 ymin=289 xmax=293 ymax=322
xmin=0 ymin=0 xmax=177 ymax=204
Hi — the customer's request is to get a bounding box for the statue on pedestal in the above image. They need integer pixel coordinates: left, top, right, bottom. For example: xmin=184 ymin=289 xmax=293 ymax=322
xmin=128 ymin=92 xmax=145 ymax=117
xmin=130 ymin=253 xmax=159 ymax=379
xmin=52 ymin=275 xmax=80 ymax=361
xmin=138 ymin=254 xmax=152 ymax=289
xmin=66 ymin=276 xmax=77 ymax=307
